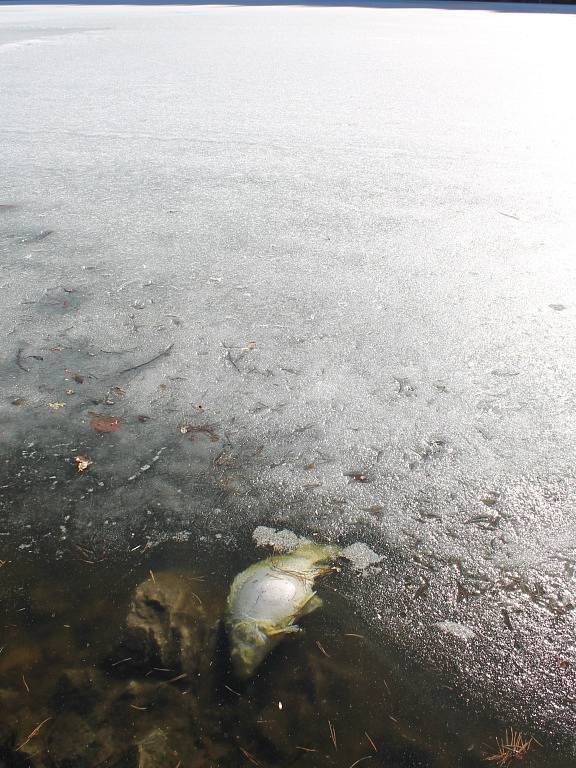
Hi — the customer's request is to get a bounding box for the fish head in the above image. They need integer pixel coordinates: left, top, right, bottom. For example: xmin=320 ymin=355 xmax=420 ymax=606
xmin=228 ymin=620 xmax=274 ymax=680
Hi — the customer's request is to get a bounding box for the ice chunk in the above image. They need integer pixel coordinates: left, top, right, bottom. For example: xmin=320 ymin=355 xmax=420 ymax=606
xmin=341 ymin=542 xmax=383 ymax=571
xmin=252 ymin=526 xmax=309 ymax=552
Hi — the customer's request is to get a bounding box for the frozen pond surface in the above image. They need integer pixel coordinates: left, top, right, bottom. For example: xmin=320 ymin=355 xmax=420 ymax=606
xmin=1 ymin=2 xmax=576 ymax=764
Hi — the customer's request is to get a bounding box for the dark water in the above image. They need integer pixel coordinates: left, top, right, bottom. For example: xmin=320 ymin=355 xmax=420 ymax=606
xmin=0 ymin=540 xmax=546 ymax=768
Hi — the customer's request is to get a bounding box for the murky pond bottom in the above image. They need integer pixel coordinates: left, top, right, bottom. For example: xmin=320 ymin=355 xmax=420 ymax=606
xmin=0 ymin=540 xmax=532 ymax=768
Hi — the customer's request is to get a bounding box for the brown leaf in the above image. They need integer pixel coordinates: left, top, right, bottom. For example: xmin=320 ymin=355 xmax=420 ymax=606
xmin=344 ymin=471 xmax=371 ymax=483
xmin=304 ymin=462 xmax=315 ymax=470
xmin=65 ymin=369 xmax=85 ymax=383
xmin=89 ymin=412 xmax=123 ymax=433
xmin=75 ymin=455 xmax=92 ymax=472
xmin=244 ymin=340 xmax=257 ymax=351
xmin=11 ymin=398 xmax=26 ymax=406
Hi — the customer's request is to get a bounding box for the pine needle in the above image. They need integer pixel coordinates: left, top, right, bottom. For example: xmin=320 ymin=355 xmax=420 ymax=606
xmin=328 ymin=720 xmax=337 ymax=751
xmin=239 ymin=747 xmax=262 ymax=766
xmin=365 ymin=731 xmax=377 ymax=752
xmin=348 ymin=757 xmax=373 ymax=768
xmin=165 ymin=673 xmax=187 ymax=684
xmin=16 ymin=717 xmax=52 ymax=751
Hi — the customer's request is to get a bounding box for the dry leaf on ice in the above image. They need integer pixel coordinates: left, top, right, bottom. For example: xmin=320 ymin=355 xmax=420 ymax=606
xmin=89 ymin=412 xmax=123 ymax=433
xmin=75 ymin=455 xmax=92 ymax=472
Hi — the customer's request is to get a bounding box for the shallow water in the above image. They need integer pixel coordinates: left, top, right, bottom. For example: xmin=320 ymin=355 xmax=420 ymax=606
xmin=0 ymin=537 xmax=555 ymax=768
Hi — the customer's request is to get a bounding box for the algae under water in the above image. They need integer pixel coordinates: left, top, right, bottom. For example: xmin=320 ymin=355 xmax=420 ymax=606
xmin=0 ymin=539 xmax=552 ymax=768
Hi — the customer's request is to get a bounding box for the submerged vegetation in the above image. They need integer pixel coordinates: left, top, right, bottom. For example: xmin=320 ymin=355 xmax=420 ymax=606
xmin=484 ymin=729 xmax=539 ymax=767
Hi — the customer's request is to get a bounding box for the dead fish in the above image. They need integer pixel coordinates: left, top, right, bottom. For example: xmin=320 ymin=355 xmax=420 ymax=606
xmin=225 ymin=543 xmax=339 ymax=679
